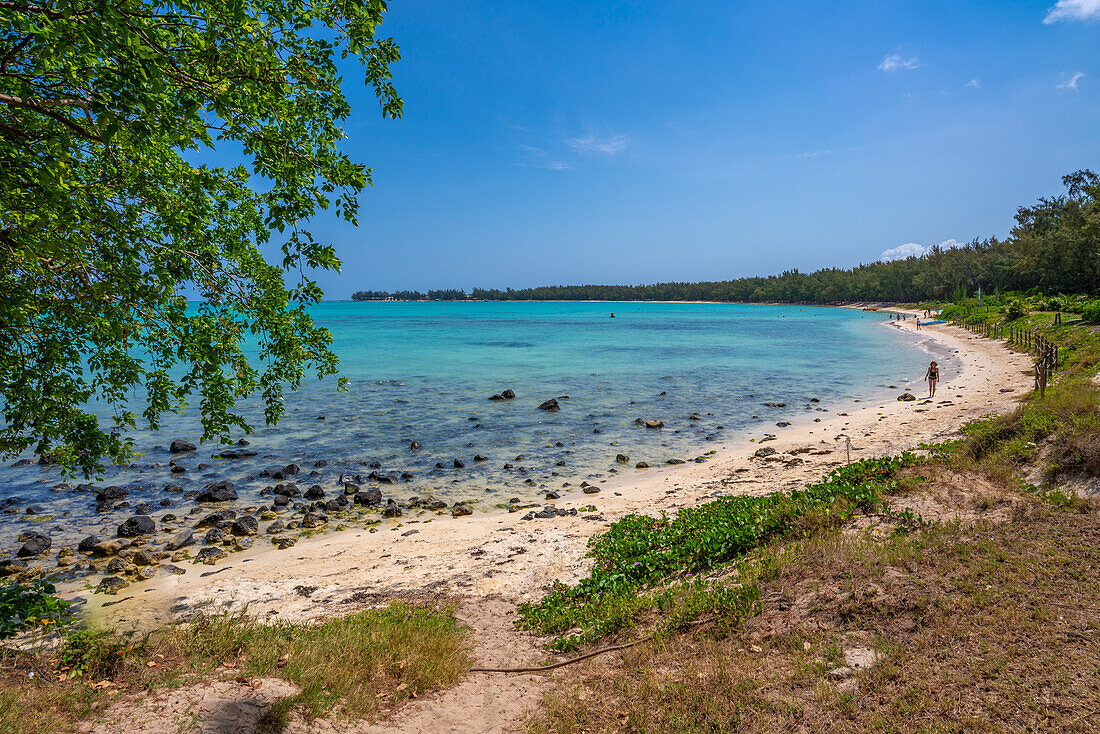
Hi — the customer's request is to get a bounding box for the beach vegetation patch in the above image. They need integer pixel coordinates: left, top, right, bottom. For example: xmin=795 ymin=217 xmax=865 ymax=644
xmin=0 ymin=602 xmax=468 ymax=733
xmin=519 ymin=455 xmax=918 ymax=650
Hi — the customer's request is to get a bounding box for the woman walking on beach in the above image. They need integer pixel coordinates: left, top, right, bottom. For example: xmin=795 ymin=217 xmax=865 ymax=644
xmin=924 ymin=361 xmax=939 ymax=398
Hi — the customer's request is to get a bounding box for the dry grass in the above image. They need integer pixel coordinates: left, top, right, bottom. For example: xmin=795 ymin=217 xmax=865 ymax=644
xmin=527 ymin=484 xmax=1100 ymax=733
xmin=0 ymin=601 xmax=471 ymax=734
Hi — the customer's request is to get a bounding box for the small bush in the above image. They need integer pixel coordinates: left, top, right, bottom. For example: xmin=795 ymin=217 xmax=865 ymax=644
xmin=0 ymin=577 xmax=73 ymax=640
xmin=1002 ymin=298 xmax=1028 ymax=321
xmin=1082 ymin=300 xmax=1100 ymax=324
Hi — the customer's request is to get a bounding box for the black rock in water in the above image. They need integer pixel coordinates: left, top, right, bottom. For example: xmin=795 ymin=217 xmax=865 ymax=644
xmin=17 ymin=532 xmax=51 ymax=557
xmin=218 ymin=448 xmax=257 ymax=460
xmin=96 ymin=486 xmax=129 ymax=503
xmin=170 ymin=440 xmax=197 ymax=453
xmin=538 ymin=398 xmax=560 ymax=412
xmin=501 ymin=389 xmax=516 ymax=399
xmin=117 ymin=515 xmax=156 ymax=538
xmin=196 ymin=481 xmax=237 ymax=503
xmin=354 ymin=488 xmax=383 ymax=506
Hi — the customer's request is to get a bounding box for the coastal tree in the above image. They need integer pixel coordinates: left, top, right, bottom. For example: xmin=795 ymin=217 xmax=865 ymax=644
xmin=0 ymin=0 xmax=402 ymax=473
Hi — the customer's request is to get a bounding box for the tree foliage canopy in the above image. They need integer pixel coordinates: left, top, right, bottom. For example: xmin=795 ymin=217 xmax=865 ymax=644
xmin=0 ymin=0 xmax=401 ymax=473
xmin=354 ymin=171 xmax=1100 ymax=305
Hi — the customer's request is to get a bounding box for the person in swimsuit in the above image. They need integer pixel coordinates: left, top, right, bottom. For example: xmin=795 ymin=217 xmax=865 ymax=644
xmin=924 ymin=361 xmax=939 ymax=397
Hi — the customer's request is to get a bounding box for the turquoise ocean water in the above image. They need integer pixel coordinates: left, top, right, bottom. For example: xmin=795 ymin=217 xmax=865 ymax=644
xmin=0 ymin=302 xmax=949 ymax=550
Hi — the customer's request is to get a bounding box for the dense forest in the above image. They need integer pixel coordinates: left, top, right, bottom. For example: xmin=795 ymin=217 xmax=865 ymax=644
xmin=352 ymin=170 xmax=1099 ymax=304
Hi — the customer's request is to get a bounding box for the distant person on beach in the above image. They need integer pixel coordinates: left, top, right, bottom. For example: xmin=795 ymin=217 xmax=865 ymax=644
xmin=915 ymin=317 xmax=921 ymax=330
xmin=924 ymin=361 xmax=939 ymax=397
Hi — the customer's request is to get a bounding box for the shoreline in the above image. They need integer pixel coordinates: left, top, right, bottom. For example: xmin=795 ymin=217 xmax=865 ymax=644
xmin=72 ymin=313 xmax=1034 ymax=631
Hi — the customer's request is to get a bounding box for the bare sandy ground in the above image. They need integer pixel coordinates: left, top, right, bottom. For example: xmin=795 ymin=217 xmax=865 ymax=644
xmin=74 ymin=312 xmax=1036 ymax=733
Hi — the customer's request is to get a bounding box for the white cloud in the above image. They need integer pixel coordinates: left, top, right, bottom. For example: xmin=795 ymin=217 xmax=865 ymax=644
xmin=966 ymin=78 xmax=982 ymax=89
xmin=566 ymin=133 xmax=629 ymax=155
xmin=1057 ymin=72 xmax=1086 ymax=90
xmin=878 ymin=54 xmax=920 ymax=72
xmin=1044 ymin=0 xmax=1100 ymax=24
xmin=880 ymin=239 xmax=962 ymax=261
xmin=797 ymin=149 xmax=833 ymax=159
xmin=880 ymin=243 xmax=926 ymax=261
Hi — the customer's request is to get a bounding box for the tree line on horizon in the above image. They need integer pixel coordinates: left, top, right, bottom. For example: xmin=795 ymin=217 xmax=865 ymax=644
xmin=353 ymin=170 xmax=1099 ymax=305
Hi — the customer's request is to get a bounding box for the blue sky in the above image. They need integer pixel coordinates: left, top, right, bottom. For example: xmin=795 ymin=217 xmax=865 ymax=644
xmin=301 ymin=1 xmax=1099 ymax=297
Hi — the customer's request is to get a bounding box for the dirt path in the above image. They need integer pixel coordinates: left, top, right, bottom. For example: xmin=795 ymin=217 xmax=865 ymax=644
xmin=83 ymin=596 xmax=552 ymax=734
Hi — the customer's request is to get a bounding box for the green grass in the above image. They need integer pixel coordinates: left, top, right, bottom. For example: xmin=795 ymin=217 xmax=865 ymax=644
xmin=0 ymin=602 xmax=470 ymax=734
xmin=959 ymin=381 xmax=1100 ymax=482
xmin=518 ymin=454 xmax=919 ymax=650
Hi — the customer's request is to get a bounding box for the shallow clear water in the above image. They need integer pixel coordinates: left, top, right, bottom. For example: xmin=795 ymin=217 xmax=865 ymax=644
xmin=0 ymin=302 xmax=948 ymax=550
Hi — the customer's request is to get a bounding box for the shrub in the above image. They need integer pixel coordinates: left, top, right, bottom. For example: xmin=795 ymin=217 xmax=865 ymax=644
xmin=1003 ymin=298 xmax=1028 ymax=321
xmin=0 ymin=577 xmax=73 ymax=640
xmin=1082 ymin=300 xmax=1100 ymax=324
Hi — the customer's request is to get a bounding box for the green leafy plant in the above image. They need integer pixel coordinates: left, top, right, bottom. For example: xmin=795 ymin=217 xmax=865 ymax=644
xmin=0 ymin=577 xmax=73 ymax=639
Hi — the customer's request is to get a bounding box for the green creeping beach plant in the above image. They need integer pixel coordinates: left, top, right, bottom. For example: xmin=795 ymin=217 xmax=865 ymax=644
xmin=519 ymin=454 xmax=918 ymax=650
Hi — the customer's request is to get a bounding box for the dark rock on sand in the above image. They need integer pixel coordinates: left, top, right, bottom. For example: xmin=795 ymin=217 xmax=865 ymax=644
xmin=582 ymin=486 xmax=600 ymax=494
xmin=118 ymin=515 xmax=156 ymax=538
xmin=382 ymin=501 xmax=402 ymax=518
xmin=195 ymin=547 xmax=228 ymax=565
xmin=302 ymin=511 xmax=328 ymax=528
xmin=304 ymin=485 xmax=325 ymax=500
xmin=97 ymin=576 xmax=130 ymax=594
xmin=165 ymin=529 xmax=195 ymax=551
xmin=635 ymin=461 xmax=650 ymax=469
xmin=523 ymin=505 xmax=578 ymax=520
xmin=231 ymin=516 xmax=259 ymax=536
xmin=204 ymin=527 xmax=229 ymax=544
xmin=451 ymin=503 xmax=472 ymax=517
xmin=266 ymin=519 xmax=285 ymax=534
xmin=196 ymin=481 xmax=236 ymax=503
xmin=776 ymin=422 xmax=791 ymax=428
xmin=754 ymin=447 xmax=778 ymax=458
xmin=897 ymin=393 xmax=917 ymax=402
